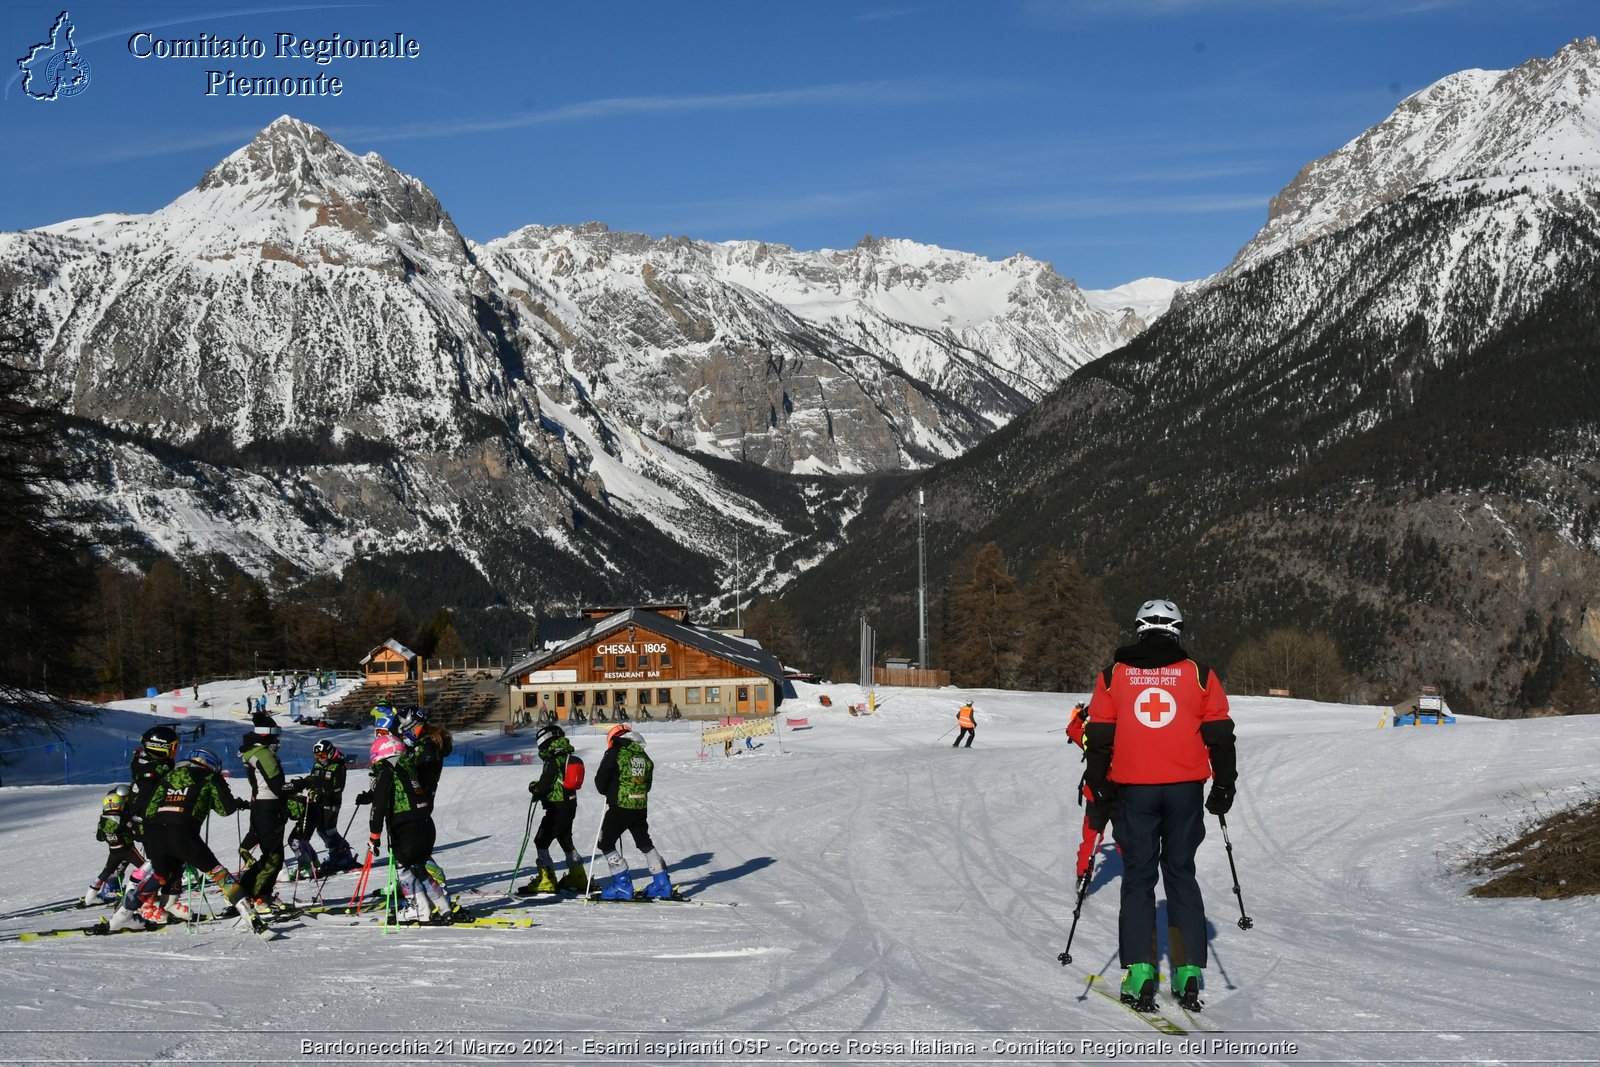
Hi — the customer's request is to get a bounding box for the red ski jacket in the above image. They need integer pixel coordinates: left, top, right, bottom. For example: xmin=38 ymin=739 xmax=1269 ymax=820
xmin=1086 ymin=635 xmax=1232 ymax=786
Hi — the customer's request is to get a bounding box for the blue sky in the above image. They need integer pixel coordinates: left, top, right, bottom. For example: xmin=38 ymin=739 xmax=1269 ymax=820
xmin=2 ymin=1 xmax=1594 ymax=286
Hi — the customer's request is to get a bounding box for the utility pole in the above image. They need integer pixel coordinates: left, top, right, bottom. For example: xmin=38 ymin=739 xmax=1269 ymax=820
xmin=917 ymin=488 xmax=928 ymax=670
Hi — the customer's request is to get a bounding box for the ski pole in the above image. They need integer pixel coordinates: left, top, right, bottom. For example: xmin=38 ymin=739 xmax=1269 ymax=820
xmin=350 ymin=848 xmax=374 ymax=913
xmin=934 ymin=726 xmax=956 ymax=744
xmin=383 ymin=849 xmax=398 ymax=929
xmin=314 ymin=804 xmax=364 ymax=904
xmin=1218 ymin=814 xmax=1253 ymax=930
xmin=507 ymin=795 xmax=537 ymax=896
xmin=583 ymin=817 xmax=603 ymax=899
xmin=1057 ymin=830 xmax=1103 ymax=966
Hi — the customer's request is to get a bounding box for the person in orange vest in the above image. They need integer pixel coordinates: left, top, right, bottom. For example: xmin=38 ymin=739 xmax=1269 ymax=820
xmin=1084 ymin=599 xmax=1236 ymax=1014
xmin=953 ymin=702 xmax=976 ymax=747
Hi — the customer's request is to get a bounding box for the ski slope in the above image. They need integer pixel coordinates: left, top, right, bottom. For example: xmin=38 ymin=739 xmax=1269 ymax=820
xmin=2 ymin=679 xmax=1597 ymax=1065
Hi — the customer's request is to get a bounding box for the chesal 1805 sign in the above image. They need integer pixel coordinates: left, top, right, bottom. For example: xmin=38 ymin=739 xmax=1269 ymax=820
xmin=596 ymin=642 xmax=667 ymax=681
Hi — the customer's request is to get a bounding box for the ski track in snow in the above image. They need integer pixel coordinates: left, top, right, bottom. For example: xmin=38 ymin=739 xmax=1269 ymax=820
xmin=2 ymin=680 xmax=1599 ymax=1064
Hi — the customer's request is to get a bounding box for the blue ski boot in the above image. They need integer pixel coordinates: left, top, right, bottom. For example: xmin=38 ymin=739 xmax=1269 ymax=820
xmin=643 ymin=871 xmax=674 ymax=900
xmin=600 ymin=871 xmax=634 ymax=901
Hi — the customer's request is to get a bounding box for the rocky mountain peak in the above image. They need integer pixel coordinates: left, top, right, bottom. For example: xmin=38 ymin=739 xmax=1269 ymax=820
xmin=177 ymin=116 xmax=470 ymax=267
xmin=1226 ymin=37 xmax=1600 ymax=277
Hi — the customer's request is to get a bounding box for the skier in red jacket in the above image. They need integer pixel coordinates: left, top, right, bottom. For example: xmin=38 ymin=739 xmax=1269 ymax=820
xmin=1084 ymin=599 xmax=1237 ymax=1013
xmin=1065 ymin=700 xmax=1119 ymax=882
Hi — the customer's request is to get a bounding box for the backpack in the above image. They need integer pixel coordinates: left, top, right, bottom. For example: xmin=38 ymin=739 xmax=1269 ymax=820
xmin=562 ymin=753 xmax=585 ymax=792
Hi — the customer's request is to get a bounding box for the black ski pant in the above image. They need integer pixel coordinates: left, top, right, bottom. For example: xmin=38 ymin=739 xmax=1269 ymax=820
xmin=144 ymin=819 xmax=227 ymax=898
xmin=597 ymin=806 xmax=654 ymax=854
xmin=241 ymin=801 xmax=287 ymax=898
xmin=954 ymin=727 xmax=975 ymax=747
xmin=1111 ymin=780 xmax=1208 ymax=970
xmin=387 ymin=816 xmax=436 ymax=874
xmin=534 ymin=799 xmax=577 ymax=854
xmin=309 ymin=802 xmax=351 ymax=853
xmin=95 ymin=843 xmax=145 ymax=884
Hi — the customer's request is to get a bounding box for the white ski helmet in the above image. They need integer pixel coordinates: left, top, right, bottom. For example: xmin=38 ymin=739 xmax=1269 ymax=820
xmin=1134 ymin=599 xmax=1184 ymax=637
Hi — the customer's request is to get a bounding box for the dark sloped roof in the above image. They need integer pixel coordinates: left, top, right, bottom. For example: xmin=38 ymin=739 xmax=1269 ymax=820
xmin=534 ymin=616 xmax=589 ymax=647
xmin=499 ymin=609 xmax=784 ymax=688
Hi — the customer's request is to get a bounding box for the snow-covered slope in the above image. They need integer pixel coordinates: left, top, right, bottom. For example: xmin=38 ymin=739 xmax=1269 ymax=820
xmin=2 ymin=683 xmax=1596 ymax=1064
xmin=1229 ymin=35 xmax=1600 ymax=276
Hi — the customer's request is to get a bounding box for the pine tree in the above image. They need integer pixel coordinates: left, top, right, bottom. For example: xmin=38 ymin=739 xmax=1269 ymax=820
xmin=0 ymin=328 xmax=94 ymax=735
xmin=942 ymin=542 xmax=1023 ymax=689
xmin=1015 ymin=551 xmax=1117 ymax=692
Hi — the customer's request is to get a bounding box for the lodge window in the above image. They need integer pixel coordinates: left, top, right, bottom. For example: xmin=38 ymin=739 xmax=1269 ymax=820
xmin=686 ymin=687 xmax=700 ymax=704
xmin=757 ymin=686 xmax=768 ymax=703
xmin=708 ymin=686 xmax=721 ymax=703
xmin=592 ymin=655 xmax=603 ymax=670
xmin=656 ymin=688 xmax=671 ymax=704
xmin=556 ymin=692 xmax=566 ymax=708
xmin=660 ymin=651 xmax=672 ymax=667
xmin=614 ymin=655 xmax=627 ymax=670
xmin=523 ymin=692 xmax=538 ymax=708
xmin=737 ymin=686 xmax=749 ymax=702
xmin=638 ymin=653 xmax=651 ymax=669
xmin=593 ymin=691 xmax=606 ymax=706
xmin=614 ymin=690 xmax=627 ymax=706
xmin=638 ymin=689 xmax=652 ymax=705
xmin=572 ymin=691 xmax=586 ymax=707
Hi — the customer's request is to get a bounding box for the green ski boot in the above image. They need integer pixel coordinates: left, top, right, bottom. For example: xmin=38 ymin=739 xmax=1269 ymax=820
xmin=1171 ymin=965 xmax=1203 ymax=1011
xmin=516 ymin=865 xmax=559 ymax=895
xmin=1120 ymin=963 xmax=1159 ymax=1011
xmin=558 ymin=862 xmax=589 ymax=893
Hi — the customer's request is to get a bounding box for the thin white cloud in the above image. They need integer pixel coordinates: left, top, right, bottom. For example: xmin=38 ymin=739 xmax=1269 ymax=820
xmin=340 ymin=78 xmax=1021 ymax=145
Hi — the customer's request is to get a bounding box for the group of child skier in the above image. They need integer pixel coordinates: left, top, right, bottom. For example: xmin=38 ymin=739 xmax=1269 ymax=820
xmin=84 ymin=701 xmax=676 ymax=930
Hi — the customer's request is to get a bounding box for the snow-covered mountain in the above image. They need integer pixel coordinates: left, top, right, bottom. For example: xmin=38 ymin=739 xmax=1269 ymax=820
xmin=780 ymin=38 xmax=1600 ymax=716
xmin=479 ymin=227 xmax=1162 ymax=475
xmin=1227 ymin=35 xmax=1600 ymax=276
xmin=0 ymin=116 xmax=1168 ymax=611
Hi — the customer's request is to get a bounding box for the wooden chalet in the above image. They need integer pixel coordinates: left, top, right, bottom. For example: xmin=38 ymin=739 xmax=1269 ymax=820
xmin=360 ymin=639 xmax=417 ymax=685
xmin=499 ymin=607 xmax=784 ymax=721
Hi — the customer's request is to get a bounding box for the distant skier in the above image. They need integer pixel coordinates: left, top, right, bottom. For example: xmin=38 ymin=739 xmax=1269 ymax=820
xmin=1084 ymin=598 xmax=1237 ymax=1013
xmin=515 ymin=724 xmax=588 ymax=895
xmin=84 ymin=785 xmax=144 ymax=907
xmin=593 ymin=724 xmax=674 ymax=900
xmin=237 ymin=717 xmax=290 ymax=909
xmin=953 ymin=702 xmax=976 ymax=747
xmin=108 ymin=748 xmax=251 ymax=930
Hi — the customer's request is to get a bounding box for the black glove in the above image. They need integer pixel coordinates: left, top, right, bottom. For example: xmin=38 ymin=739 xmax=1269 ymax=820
xmin=1085 ymin=799 xmax=1114 ymax=833
xmin=368 ymin=831 xmax=382 ymax=850
xmin=528 ymin=781 xmax=540 ymax=795
xmin=354 ymin=791 xmax=372 ymax=806
xmin=1205 ymin=783 xmax=1235 ymax=816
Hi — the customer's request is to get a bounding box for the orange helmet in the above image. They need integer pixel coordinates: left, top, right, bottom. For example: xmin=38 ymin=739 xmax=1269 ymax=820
xmin=607 ymin=724 xmax=631 ymax=745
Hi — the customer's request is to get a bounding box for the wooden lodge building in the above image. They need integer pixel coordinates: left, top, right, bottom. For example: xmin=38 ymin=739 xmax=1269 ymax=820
xmin=499 ymin=606 xmax=786 ymax=720
xmin=361 ymin=639 xmax=418 ymax=683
